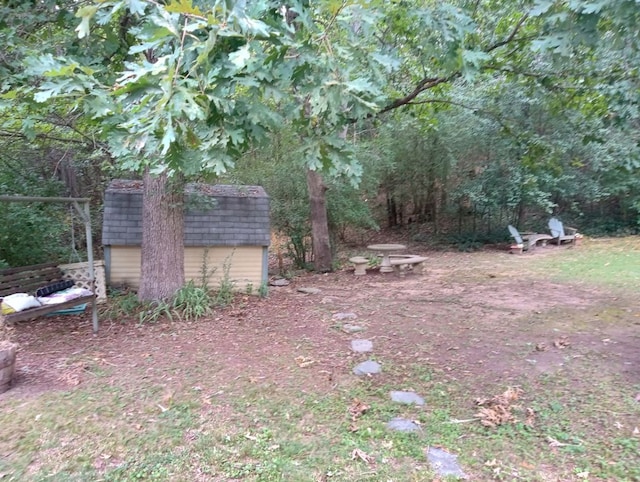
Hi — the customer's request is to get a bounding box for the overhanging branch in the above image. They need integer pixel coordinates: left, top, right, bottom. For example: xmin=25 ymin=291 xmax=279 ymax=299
xmin=377 ymin=13 xmax=533 ymax=117
xmin=378 ymin=73 xmax=461 ymax=115
xmin=486 ymin=13 xmax=530 ymax=53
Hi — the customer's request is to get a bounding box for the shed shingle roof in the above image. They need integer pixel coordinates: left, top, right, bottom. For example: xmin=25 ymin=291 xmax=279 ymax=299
xmin=102 ymin=180 xmax=270 ymax=247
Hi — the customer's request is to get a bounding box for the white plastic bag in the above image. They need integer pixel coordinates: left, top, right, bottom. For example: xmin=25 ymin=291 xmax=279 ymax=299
xmin=1 ymin=293 xmax=41 ymax=314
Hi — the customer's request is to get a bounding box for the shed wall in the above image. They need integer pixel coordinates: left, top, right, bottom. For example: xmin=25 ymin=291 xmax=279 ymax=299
xmin=109 ymin=246 xmax=265 ymax=291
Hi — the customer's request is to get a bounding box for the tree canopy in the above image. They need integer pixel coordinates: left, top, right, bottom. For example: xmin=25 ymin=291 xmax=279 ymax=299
xmin=1 ymin=0 xmax=638 ymax=273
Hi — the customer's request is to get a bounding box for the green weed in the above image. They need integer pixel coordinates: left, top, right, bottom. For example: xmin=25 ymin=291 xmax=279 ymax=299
xmin=172 ymin=280 xmax=213 ymax=321
xmin=214 ymin=254 xmax=235 ymax=307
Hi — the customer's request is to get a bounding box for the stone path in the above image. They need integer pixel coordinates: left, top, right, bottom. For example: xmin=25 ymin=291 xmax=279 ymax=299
xmin=351 ymin=339 xmax=373 ymax=353
xmin=391 ymin=390 xmax=425 ymax=405
xmin=345 ymin=311 xmax=468 ymax=480
xmin=352 ymin=360 xmax=381 ymax=375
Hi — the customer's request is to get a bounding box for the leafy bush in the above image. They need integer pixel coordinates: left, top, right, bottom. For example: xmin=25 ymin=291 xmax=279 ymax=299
xmin=172 ymin=281 xmax=213 ymax=321
xmin=0 ymin=172 xmax=75 ymax=267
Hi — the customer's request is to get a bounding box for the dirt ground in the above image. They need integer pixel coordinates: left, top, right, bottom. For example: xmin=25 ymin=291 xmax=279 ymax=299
xmin=4 ymin=243 xmax=640 ymax=402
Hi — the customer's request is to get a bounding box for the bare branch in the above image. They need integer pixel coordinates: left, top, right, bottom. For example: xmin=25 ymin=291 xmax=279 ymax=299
xmin=0 ymin=130 xmax=89 ymax=145
xmin=378 ymin=73 xmax=461 ymax=115
xmin=376 ymin=12 xmax=534 ymax=117
xmin=486 ymin=13 xmax=530 ymax=53
xmin=484 ymin=65 xmax=545 ymax=78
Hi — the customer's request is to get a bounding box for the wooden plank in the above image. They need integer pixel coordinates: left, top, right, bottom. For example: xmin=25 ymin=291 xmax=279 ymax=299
xmin=0 ymin=267 xmax=61 ymax=284
xmin=0 ymin=268 xmax=63 ymax=297
xmin=0 ymin=263 xmax=58 ymax=277
xmin=1 ymin=280 xmax=62 ymax=297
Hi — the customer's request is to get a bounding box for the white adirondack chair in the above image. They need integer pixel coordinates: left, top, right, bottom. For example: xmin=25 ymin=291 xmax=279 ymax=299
xmin=548 ymin=217 xmax=578 ymax=245
xmin=508 ymin=225 xmax=553 ymax=251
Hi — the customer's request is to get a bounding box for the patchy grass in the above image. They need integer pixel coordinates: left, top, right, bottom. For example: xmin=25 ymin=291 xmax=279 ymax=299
xmin=529 ymin=237 xmax=640 ymax=290
xmin=2 ymin=368 xmax=637 ymax=481
xmin=1 ymin=237 xmax=640 ymax=481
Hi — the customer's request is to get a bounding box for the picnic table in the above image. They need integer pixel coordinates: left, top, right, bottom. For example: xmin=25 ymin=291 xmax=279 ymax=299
xmin=367 ymin=244 xmax=407 ymax=273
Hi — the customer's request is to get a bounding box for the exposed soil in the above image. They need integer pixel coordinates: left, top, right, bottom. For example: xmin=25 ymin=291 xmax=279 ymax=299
xmin=3 ymin=242 xmax=639 ymax=402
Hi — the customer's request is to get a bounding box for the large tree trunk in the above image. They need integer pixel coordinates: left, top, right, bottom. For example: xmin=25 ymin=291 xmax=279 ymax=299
xmin=138 ymin=170 xmax=185 ymax=301
xmin=306 ymin=168 xmax=332 ymax=272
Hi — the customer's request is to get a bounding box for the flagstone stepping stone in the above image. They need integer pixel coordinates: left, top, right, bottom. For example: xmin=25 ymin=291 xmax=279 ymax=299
xmin=390 ymin=391 xmax=425 ymax=406
xmin=270 ymin=278 xmax=290 ymax=287
xmin=353 ymin=360 xmax=381 ymax=375
xmin=342 ymin=323 xmax=364 ymax=334
xmin=297 ymin=287 xmax=321 ymax=294
xmin=333 ymin=312 xmax=358 ymax=321
xmin=351 ymin=339 xmax=373 ymax=353
xmin=426 ymin=447 xmax=467 ymax=479
xmin=386 ymin=417 xmax=420 ymax=432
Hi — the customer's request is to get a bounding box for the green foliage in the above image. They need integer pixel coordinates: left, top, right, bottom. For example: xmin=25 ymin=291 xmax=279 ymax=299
xmin=231 ymin=128 xmax=378 ymax=268
xmin=326 ymin=167 xmax=380 ymax=241
xmin=100 ymin=290 xmax=139 ymax=322
xmin=3 ymin=0 xmax=640 ymax=267
xmin=0 ymin=203 xmax=70 ymax=267
xmin=258 ymin=282 xmax=268 ymax=298
xmin=244 ymin=284 xmax=253 ymax=296
xmin=22 ymin=0 xmax=385 ymax=181
xmin=214 ymin=256 xmax=235 ymax=307
xmin=172 ymin=281 xmax=213 ymax=321
xmin=103 ymin=282 xmax=217 ymax=324
xmin=138 ymin=300 xmax=173 ymax=325
xmin=364 ymin=75 xmax=640 ymax=239
xmin=0 ymin=172 xmax=78 ymax=267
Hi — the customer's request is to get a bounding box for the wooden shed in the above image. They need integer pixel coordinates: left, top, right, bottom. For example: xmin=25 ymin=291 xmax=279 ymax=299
xmin=102 ymin=180 xmax=270 ymax=292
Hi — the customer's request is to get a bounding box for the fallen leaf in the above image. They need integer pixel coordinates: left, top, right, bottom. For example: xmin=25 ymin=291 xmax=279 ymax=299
xmin=475 ymin=387 xmax=531 ymax=428
xmin=525 ymin=407 xmax=536 ymax=427
xmin=295 ymin=356 xmax=315 ymax=368
xmin=553 ymin=337 xmax=571 ymax=349
xmin=351 ymin=448 xmax=375 ymax=466
xmin=535 ymin=343 xmax=547 ymax=352
xmin=348 ymin=398 xmax=370 ymax=421
xmin=476 ymin=405 xmax=513 ymax=427
xmin=547 ymin=436 xmax=568 ymax=447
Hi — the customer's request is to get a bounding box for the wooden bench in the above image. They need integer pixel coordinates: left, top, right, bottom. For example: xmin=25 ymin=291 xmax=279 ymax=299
xmin=0 ymin=263 xmax=97 ymax=330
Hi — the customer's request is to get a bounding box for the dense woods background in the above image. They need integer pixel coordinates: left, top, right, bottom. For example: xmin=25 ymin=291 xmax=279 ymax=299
xmin=1 ymin=0 xmax=638 ymax=272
